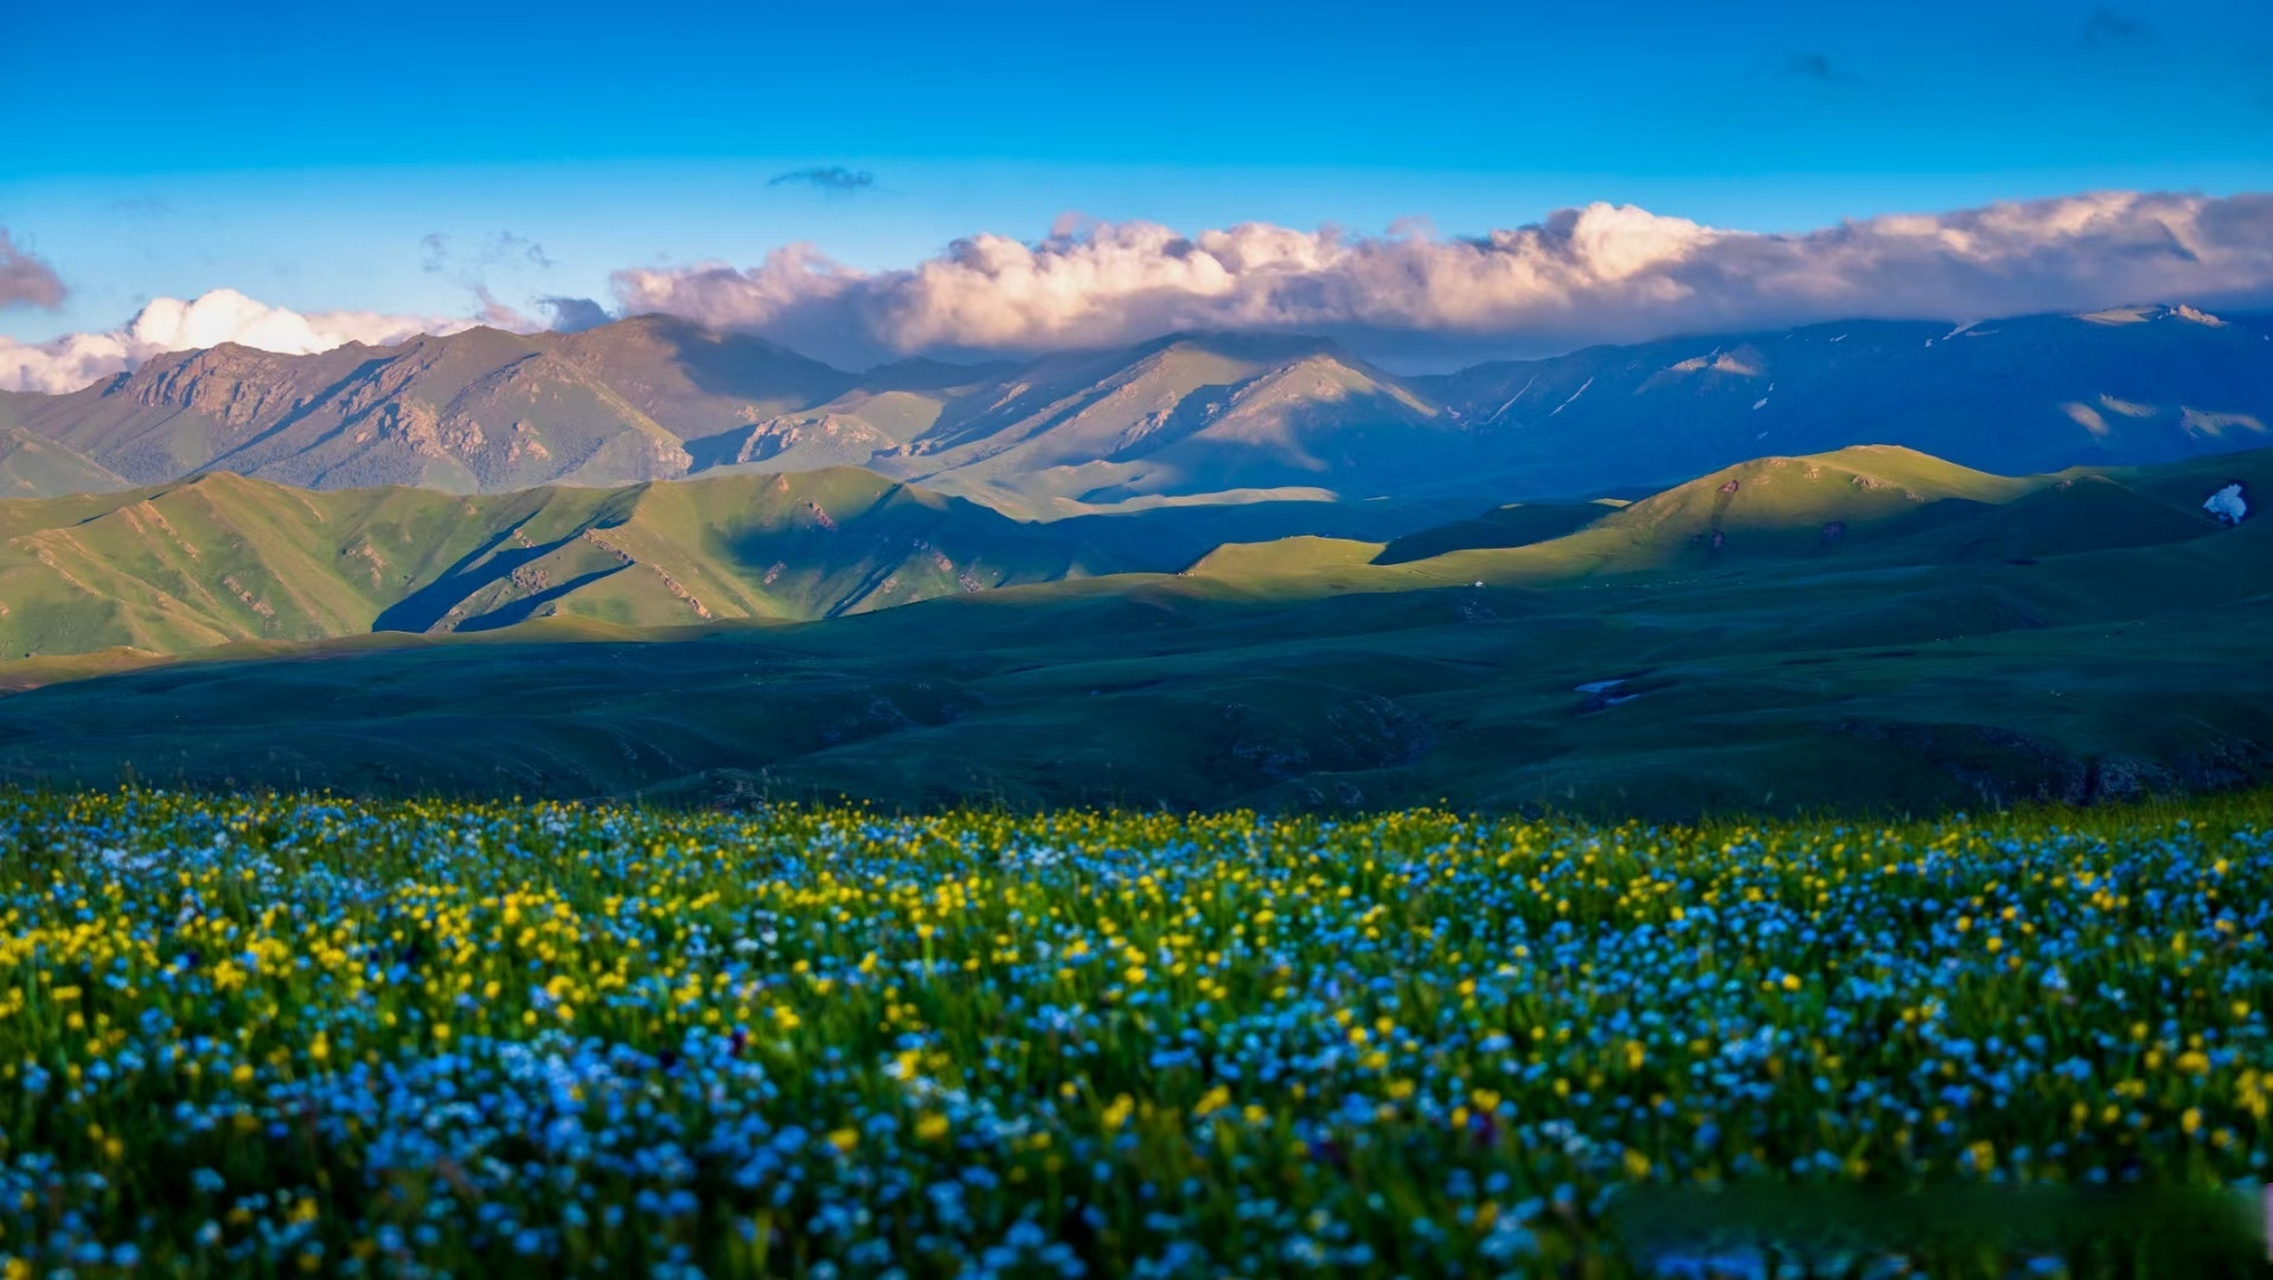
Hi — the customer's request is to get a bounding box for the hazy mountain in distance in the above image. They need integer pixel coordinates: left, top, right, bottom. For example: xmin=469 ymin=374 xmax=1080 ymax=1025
xmin=4 ymin=305 xmax=2269 ymax=511
xmin=1415 ymin=305 xmax=2273 ymax=495
xmin=750 ymin=332 xmax=1461 ymax=516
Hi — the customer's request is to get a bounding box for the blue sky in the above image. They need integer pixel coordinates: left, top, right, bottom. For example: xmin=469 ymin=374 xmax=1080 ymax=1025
xmin=2 ymin=0 xmax=2269 ymax=351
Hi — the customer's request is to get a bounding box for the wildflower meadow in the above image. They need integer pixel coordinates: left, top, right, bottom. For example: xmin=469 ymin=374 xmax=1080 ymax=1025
xmin=1 ymin=790 xmax=2269 ymax=1276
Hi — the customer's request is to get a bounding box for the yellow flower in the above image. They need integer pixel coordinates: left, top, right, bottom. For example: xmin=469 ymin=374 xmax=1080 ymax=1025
xmin=1102 ymin=1094 xmax=1135 ymax=1131
xmin=915 ymin=1113 xmax=950 ymax=1142
xmin=827 ymin=1127 xmax=860 ymax=1153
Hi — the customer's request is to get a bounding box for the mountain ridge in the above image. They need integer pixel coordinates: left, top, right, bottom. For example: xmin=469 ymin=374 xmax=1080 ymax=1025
xmin=2 ymin=306 xmax=2268 ymax=514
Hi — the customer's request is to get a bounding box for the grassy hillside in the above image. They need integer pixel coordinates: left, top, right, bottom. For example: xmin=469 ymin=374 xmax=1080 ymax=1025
xmin=0 ymin=468 xmax=1156 ymax=659
xmin=1187 ymin=445 xmax=2219 ymax=595
xmin=0 ymin=443 xmax=2262 ymax=816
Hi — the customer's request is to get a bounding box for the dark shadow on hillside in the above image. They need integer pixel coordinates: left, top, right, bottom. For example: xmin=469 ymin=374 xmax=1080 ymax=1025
xmin=372 ymin=515 xmax=581 ymax=633
xmin=679 ymin=425 xmax=762 ymax=471
xmin=4 ymin=529 xmax=2268 ymax=818
xmin=452 ymin=565 xmax=632 ymax=632
xmin=1373 ymin=503 xmax=1610 ymax=564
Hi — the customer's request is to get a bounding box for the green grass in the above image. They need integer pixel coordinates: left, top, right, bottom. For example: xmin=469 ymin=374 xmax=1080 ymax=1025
xmin=0 ymin=443 xmax=2265 ymax=814
xmin=0 ymin=468 xmax=1170 ymax=659
xmin=0 ymin=789 xmax=2268 ymax=1276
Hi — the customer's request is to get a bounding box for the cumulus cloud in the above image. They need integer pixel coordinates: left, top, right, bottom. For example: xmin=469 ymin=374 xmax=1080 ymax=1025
xmin=8 ymin=189 xmax=2271 ymax=392
xmin=0 ymin=289 xmax=471 ymax=394
xmin=768 ymin=166 xmax=878 ymax=194
xmin=608 ymin=190 xmax=2273 ymax=367
xmin=0 ymin=230 xmax=68 ymax=311
xmin=467 ymin=286 xmax=544 ymax=332
xmin=537 ymin=295 xmax=613 ymax=332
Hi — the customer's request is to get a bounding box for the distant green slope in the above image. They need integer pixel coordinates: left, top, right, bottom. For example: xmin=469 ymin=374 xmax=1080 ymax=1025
xmin=1189 ymin=445 xmax=2195 ymax=595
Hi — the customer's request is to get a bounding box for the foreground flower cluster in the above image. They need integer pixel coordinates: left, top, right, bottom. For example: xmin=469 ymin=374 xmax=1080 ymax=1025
xmin=0 ymin=792 xmax=2269 ymax=1276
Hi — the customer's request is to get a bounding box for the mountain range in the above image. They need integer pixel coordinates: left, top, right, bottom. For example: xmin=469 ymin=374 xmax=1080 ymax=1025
xmin=0 ymin=301 xmax=2269 ymax=813
xmin=1 ymin=305 xmax=2267 ymax=516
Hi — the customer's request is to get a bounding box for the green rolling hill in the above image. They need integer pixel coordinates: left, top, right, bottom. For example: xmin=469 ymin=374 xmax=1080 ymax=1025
xmin=0 ymin=468 xmax=1161 ymax=660
xmin=0 ymin=441 xmax=2259 ymax=815
xmin=1181 ymin=444 xmax=2261 ymax=595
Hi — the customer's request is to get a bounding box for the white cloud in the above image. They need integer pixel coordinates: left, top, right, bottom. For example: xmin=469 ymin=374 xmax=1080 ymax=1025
xmin=6 ymin=190 xmax=2270 ymax=393
xmin=0 ymin=289 xmax=474 ymax=394
xmin=128 ymin=290 xmax=450 ymax=356
xmin=611 ymin=190 xmax=2273 ymax=366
